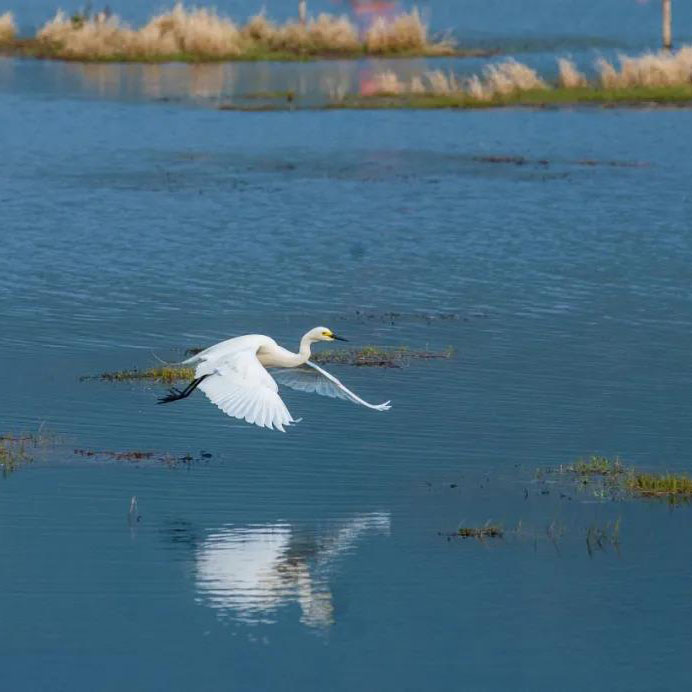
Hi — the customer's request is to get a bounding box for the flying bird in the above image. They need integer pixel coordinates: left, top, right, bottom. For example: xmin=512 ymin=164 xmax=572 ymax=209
xmin=158 ymin=327 xmax=391 ymax=431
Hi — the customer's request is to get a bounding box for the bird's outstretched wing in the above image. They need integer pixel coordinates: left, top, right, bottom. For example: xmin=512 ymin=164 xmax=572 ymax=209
xmin=270 ymin=361 xmax=391 ymax=411
xmin=197 ymin=349 xmax=296 ymax=432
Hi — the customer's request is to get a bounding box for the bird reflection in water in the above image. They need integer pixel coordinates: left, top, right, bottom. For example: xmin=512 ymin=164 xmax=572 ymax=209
xmin=193 ymin=512 xmax=390 ymax=628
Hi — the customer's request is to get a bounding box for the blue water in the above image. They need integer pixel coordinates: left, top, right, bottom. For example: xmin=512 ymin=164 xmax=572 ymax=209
xmin=2 ymin=3 xmax=692 ymax=689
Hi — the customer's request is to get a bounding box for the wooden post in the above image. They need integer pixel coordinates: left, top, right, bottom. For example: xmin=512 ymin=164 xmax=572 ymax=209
xmin=662 ymin=0 xmax=672 ymax=51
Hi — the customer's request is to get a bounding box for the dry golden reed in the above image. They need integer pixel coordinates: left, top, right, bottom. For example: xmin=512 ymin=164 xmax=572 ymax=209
xmin=0 ymin=11 xmax=16 ymax=42
xmin=597 ymin=47 xmax=692 ymax=88
xmin=557 ymin=58 xmax=588 ymax=88
xmin=370 ymin=59 xmax=547 ymax=100
xmin=35 ymin=4 xmax=451 ymax=60
xmin=368 ymin=47 xmax=692 ymax=101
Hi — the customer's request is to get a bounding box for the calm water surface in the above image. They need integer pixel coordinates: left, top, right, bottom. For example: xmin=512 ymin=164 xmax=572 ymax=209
xmin=1 ymin=43 xmax=692 ymax=692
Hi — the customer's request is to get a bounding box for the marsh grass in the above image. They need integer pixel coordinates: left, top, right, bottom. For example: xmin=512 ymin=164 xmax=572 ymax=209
xmin=0 ymin=11 xmax=15 ymax=43
xmin=360 ymin=48 xmax=692 ymax=108
xmin=0 ymin=437 xmax=32 ymax=475
xmin=560 ymin=456 xmax=627 ymax=476
xmin=311 ymin=345 xmax=454 ymax=368
xmin=82 ymin=365 xmax=195 ymax=383
xmin=0 ymin=428 xmax=55 ymax=475
xmin=344 ymin=84 xmax=692 ymax=110
xmin=625 ymin=472 xmax=692 ymax=499
xmin=25 ymin=4 xmax=453 ymax=61
xmin=457 ymin=524 xmax=503 ymax=540
xmin=84 ymin=345 xmax=453 ymax=382
xmin=545 ymin=456 xmax=692 ymax=502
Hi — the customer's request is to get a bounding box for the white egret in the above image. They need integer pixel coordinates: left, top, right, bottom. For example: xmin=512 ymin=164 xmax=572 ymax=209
xmin=158 ymin=326 xmax=391 ymax=431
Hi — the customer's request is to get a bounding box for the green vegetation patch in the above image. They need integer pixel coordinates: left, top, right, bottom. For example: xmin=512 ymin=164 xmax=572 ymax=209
xmin=336 ymin=85 xmax=692 ymax=111
xmin=0 ymin=429 xmax=55 ymax=476
xmin=543 ymin=455 xmax=692 ymax=502
xmin=0 ymin=436 xmax=33 ymax=475
xmin=85 ymin=346 xmax=454 ymax=382
xmin=560 ymin=455 xmax=627 ymax=476
xmin=625 ymin=472 xmax=692 ymax=498
xmin=82 ymin=365 xmax=195 ymax=384
xmin=311 ymin=345 xmax=454 ymax=368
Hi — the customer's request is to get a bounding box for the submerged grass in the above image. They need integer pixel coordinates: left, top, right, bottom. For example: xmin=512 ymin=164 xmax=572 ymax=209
xmin=5 ymin=4 xmax=455 ymax=62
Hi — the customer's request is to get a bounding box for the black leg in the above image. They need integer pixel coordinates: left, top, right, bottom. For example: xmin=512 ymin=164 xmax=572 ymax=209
xmin=157 ymin=375 xmax=209 ymax=404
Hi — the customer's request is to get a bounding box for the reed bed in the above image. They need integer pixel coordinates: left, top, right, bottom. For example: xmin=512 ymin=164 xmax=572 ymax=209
xmin=366 ymin=47 xmax=692 ymax=104
xmin=0 ymin=11 xmax=16 ymax=43
xmin=370 ymin=58 xmax=547 ymax=100
xmin=32 ymin=4 xmax=453 ymax=60
xmin=597 ymin=47 xmax=692 ymax=88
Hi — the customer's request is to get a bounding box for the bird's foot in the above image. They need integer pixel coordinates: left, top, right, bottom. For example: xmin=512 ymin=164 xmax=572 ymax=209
xmin=157 ymin=388 xmax=183 ymax=404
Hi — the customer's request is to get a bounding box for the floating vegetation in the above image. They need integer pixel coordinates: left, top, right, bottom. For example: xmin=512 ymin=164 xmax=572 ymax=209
xmin=456 ymin=524 xmax=503 ymax=540
xmin=625 ymin=472 xmax=692 ymax=500
xmin=0 ymin=11 xmax=15 ymax=43
xmin=541 ymin=456 xmax=692 ymax=503
xmin=81 ymin=365 xmax=195 ymax=384
xmin=0 ymin=436 xmax=32 ymax=476
xmin=5 ymin=4 xmax=457 ymax=62
xmin=85 ymin=345 xmax=454 ymax=382
xmin=73 ymin=448 xmax=212 ymax=466
xmin=345 ymin=48 xmax=692 ymax=109
xmin=0 ymin=428 xmax=55 ymax=476
xmin=560 ymin=456 xmax=627 ymax=477
xmin=311 ymin=345 xmax=454 ymax=368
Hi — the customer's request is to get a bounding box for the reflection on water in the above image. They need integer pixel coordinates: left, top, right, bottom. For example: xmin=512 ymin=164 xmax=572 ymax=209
xmin=194 ymin=513 xmax=390 ymax=628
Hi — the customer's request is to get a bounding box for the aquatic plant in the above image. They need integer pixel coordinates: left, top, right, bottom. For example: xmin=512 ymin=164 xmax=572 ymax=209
xmin=557 ymin=57 xmax=588 ymax=88
xmin=561 ymin=456 xmax=627 ymax=476
xmin=0 ymin=428 xmax=55 ymax=475
xmin=364 ymin=8 xmax=452 ymax=55
xmin=597 ymin=47 xmax=692 ymax=88
xmin=457 ymin=524 xmax=503 ymax=539
xmin=369 ymin=58 xmax=548 ymax=101
xmin=82 ymin=365 xmax=195 ymax=383
xmin=0 ymin=436 xmax=32 ymax=475
xmin=0 ymin=11 xmax=16 ymax=42
xmin=31 ymin=4 xmax=453 ymax=61
xmin=363 ymin=47 xmax=692 ymax=107
xmin=625 ymin=472 xmax=692 ymax=499
xmin=311 ymin=345 xmax=454 ymax=368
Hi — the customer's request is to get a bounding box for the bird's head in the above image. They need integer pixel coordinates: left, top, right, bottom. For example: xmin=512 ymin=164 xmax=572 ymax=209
xmin=308 ymin=326 xmax=348 ymax=343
